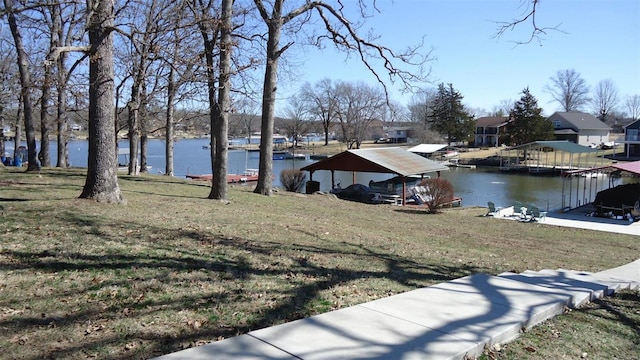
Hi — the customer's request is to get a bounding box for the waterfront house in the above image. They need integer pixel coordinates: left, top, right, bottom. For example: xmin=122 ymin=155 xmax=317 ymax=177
xmin=474 ymin=116 xmax=510 ymax=147
xmin=547 ymin=111 xmax=611 ymax=147
xmin=384 ymin=126 xmax=411 ymax=143
xmin=622 ymin=119 xmax=640 ymax=158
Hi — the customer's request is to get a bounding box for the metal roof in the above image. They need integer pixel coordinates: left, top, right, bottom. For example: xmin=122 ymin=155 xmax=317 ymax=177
xmin=506 ymin=140 xmax=600 ymax=154
xmin=565 ymin=160 xmax=640 ymax=177
xmin=301 ymin=147 xmax=449 ymax=176
xmin=407 ymin=144 xmax=448 ymax=154
xmin=612 ymin=161 xmax=640 ymax=175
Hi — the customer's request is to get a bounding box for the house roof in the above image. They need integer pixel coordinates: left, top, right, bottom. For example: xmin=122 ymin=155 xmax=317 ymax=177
xmin=506 ymin=140 xmax=600 ymax=154
xmin=549 ymin=112 xmax=611 ymax=131
xmin=476 ymin=116 xmax=509 ymax=127
xmin=624 ymin=119 xmax=640 ymax=129
xmin=554 ymin=129 xmax=578 ymax=135
xmin=407 ymin=144 xmax=448 ymax=154
xmin=301 ymin=147 xmax=449 ymax=176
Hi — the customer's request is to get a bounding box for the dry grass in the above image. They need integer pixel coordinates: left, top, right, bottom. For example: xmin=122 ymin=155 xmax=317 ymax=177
xmin=486 ymin=290 xmax=640 ymax=359
xmin=0 ymin=167 xmax=638 ymax=359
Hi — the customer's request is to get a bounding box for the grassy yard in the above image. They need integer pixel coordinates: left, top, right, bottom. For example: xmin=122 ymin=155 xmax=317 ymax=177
xmin=0 ymin=167 xmax=638 ymax=359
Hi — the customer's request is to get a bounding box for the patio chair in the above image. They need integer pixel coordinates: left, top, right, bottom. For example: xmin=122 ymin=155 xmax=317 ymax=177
xmin=526 ymin=205 xmax=547 ymax=222
xmin=511 ymin=201 xmax=525 ymax=218
xmin=486 ymin=201 xmax=503 ymax=217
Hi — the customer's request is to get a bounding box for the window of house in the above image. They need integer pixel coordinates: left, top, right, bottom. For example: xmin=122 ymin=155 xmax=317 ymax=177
xmin=628 ymin=129 xmax=638 ymax=141
xmin=553 ymin=120 xmax=561 ymax=128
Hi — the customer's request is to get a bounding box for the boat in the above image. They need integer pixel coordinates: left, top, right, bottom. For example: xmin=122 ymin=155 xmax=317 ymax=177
xmin=272 ymin=151 xmax=307 ymax=160
xmin=445 ymin=158 xmax=476 ymax=169
xmin=309 ymin=154 xmax=329 ymax=160
xmin=368 ymin=174 xmax=426 ymax=197
xmin=118 ymin=148 xmax=151 ymax=172
xmin=186 ymin=169 xmax=259 ymax=183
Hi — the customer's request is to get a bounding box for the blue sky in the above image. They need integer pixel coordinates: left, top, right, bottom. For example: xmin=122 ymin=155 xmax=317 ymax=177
xmin=279 ymin=0 xmax=640 ymax=116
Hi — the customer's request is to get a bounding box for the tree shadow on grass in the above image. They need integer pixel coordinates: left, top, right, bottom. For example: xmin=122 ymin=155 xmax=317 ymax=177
xmin=0 ymin=211 xmax=492 ymax=360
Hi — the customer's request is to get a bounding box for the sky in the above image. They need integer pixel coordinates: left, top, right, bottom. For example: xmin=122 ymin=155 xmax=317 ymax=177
xmin=278 ymin=0 xmax=640 ymax=117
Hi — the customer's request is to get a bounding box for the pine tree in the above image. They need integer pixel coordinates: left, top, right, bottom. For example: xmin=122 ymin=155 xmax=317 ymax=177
xmin=506 ymin=87 xmax=554 ymax=145
xmin=429 ymin=83 xmax=475 ymax=145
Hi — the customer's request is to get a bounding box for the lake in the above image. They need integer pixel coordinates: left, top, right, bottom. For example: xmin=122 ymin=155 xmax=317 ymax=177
xmin=10 ymin=138 xmax=626 ymax=211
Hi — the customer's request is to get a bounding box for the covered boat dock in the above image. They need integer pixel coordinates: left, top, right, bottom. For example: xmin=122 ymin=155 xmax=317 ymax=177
xmin=499 ymin=140 xmax=604 ymax=174
xmin=562 ymin=160 xmax=640 ymax=214
xmin=300 ymin=147 xmax=449 ymax=206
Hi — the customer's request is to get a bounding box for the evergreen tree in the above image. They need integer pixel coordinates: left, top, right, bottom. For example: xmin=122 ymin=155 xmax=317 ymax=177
xmin=506 ymin=87 xmax=554 ymax=145
xmin=429 ymin=83 xmax=475 ymax=145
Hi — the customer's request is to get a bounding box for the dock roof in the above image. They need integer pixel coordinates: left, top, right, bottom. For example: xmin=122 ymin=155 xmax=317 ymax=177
xmin=301 ymin=147 xmax=449 ymax=176
xmin=506 ymin=140 xmax=600 ymax=154
xmin=407 ymin=144 xmax=448 ymax=154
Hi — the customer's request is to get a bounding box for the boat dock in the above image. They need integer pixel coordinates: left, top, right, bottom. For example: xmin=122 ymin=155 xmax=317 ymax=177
xmin=186 ymin=169 xmax=259 ymax=184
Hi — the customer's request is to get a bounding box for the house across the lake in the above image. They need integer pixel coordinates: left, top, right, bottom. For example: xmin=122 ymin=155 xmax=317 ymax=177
xmin=622 ymin=119 xmax=640 ymax=159
xmin=474 ymin=116 xmax=510 ymax=147
xmin=547 ymin=111 xmax=611 ymax=147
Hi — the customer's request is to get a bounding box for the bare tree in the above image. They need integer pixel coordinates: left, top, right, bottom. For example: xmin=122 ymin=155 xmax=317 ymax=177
xmin=625 ymin=94 xmax=640 ymax=122
xmin=79 ymin=0 xmax=124 ymax=203
xmin=232 ymin=97 xmax=260 ymax=139
xmin=493 ymin=0 xmax=563 ymax=45
xmin=300 ymin=78 xmax=337 ymax=146
xmin=334 ymin=81 xmax=386 ymax=149
xmin=252 ymin=0 xmax=430 ymax=195
xmin=545 ymin=69 xmax=590 ymax=112
xmin=282 ymin=93 xmax=310 ymax=149
xmin=0 ymin=40 xmax=19 ymax=160
xmin=3 ymin=0 xmax=40 ymax=171
xmin=51 ymin=2 xmax=85 ymax=168
xmin=591 ymin=79 xmax=619 ymax=122
xmin=159 ymin=2 xmax=200 ymax=177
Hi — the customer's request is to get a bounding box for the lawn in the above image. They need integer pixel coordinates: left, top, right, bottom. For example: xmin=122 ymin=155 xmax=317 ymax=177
xmin=0 ymin=167 xmax=638 ymax=359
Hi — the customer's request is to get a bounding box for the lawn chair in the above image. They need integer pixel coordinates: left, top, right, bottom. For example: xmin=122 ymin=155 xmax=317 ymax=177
xmin=511 ymin=201 xmax=525 ymax=218
xmin=523 ymin=204 xmax=547 ymax=222
xmin=486 ymin=201 xmax=503 ymax=217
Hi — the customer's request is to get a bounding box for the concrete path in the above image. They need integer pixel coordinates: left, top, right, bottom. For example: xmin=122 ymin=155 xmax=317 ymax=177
xmin=490 ymin=205 xmax=640 ymax=236
xmin=154 ymin=259 xmax=639 ymax=360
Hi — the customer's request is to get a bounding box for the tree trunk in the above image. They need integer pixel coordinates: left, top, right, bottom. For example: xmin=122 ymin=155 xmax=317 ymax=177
xmin=39 ymin=65 xmax=51 ymax=167
xmin=4 ymin=0 xmax=39 ymax=172
xmin=165 ymin=66 xmax=175 ymax=176
xmin=56 ymin=55 xmax=69 ymax=167
xmin=208 ymin=0 xmax=232 ymax=200
xmin=80 ymin=0 xmax=124 ymax=203
xmin=54 ymin=4 xmax=69 ymax=168
xmin=0 ymin=106 xmax=5 ymax=159
xmin=254 ymin=19 xmax=281 ymax=195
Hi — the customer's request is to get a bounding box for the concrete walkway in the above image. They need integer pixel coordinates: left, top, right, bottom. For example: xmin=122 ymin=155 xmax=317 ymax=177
xmin=154 ymin=259 xmax=640 ymax=360
xmin=490 ymin=205 xmax=640 ymax=236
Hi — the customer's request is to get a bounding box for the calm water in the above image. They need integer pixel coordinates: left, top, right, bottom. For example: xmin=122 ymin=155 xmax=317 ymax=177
xmin=11 ymin=138 xmax=625 ymax=210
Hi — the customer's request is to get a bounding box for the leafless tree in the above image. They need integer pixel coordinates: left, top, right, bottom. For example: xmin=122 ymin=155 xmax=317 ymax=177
xmin=493 ymin=0 xmax=563 ymax=45
xmin=626 ymin=95 xmax=640 ymax=122
xmin=334 ymin=81 xmax=386 ymax=149
xmin=50 ymin=2 xmax=85 ymax=168
xmin=231 ymin=97 xmax=260 ymax=139
xmin=408 ymin=87 xmax=436 ymax=127
xmin=252 ymin=0 xmax=430 ymax=195
xmin=591 ymin=79 xmax=619 ymax=122
xmin=117 ymin=0 xmax=168 ymax=175
xmin=158 ymin=2 xmax=200 ymax=177
xmin=0 ymin=39 xmax=20 ymax=160
xmin=3 ymin=0 xmax=40 ymax=171
xmin=545 ymin=69 xmax=590 ymax=112
xmin=282 ymin=93 xmax=310 ymax=149
xmin=300 ymin=78 xmax=337 ymax=146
